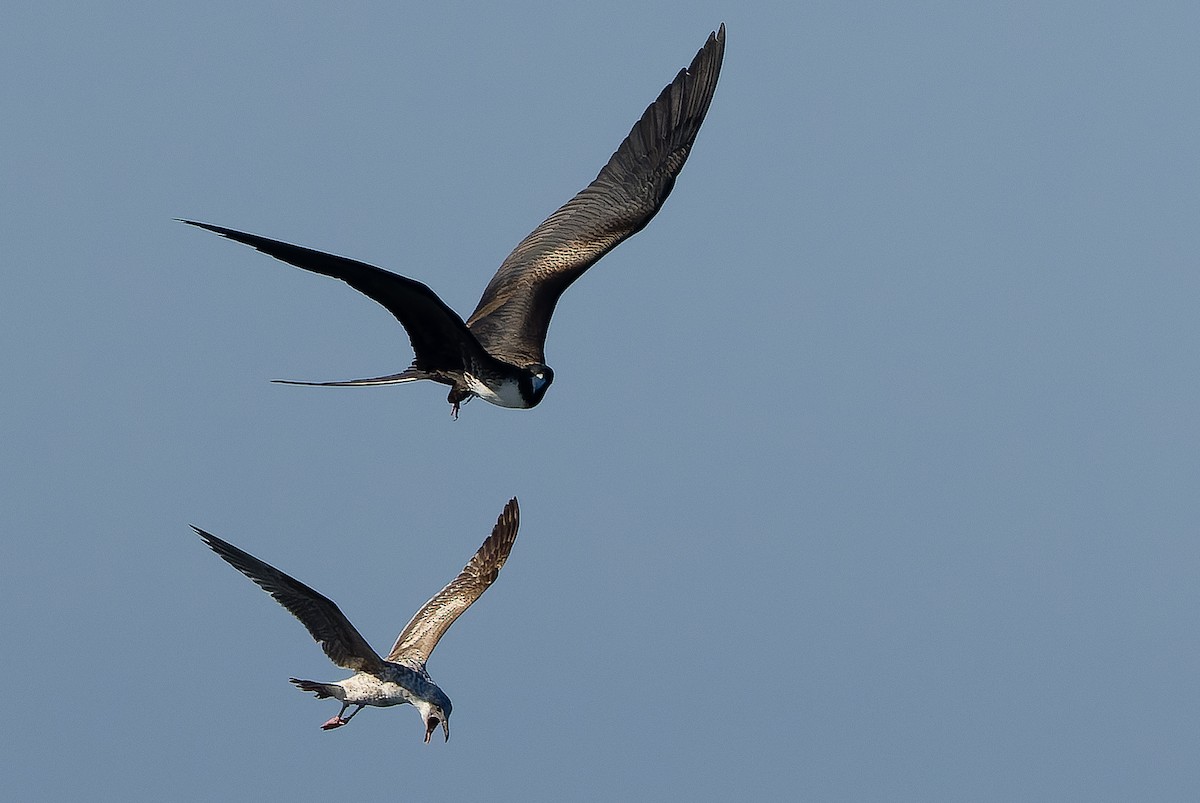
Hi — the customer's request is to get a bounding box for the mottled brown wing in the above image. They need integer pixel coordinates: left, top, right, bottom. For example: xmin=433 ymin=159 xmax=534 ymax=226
xmin=465 ymin=24 xmax=726 ymax=367
xmin=192 ymin=526 xmax=385 ymax=672
xmin=386 ymin=498 xmax=520 ymax=667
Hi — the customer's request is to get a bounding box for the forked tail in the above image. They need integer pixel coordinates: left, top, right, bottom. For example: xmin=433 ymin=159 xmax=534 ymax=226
xmin=273 ymin=368 xmax=426 ymax=387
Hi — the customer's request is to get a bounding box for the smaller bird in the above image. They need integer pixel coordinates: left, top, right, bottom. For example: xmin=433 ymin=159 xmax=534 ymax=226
xmin=190 ymin=497 xmax=519 ymax=742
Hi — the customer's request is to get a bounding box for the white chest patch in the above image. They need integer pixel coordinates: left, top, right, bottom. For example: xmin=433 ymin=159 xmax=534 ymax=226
xmin=464 ymin=373 xmax=527 ymax=409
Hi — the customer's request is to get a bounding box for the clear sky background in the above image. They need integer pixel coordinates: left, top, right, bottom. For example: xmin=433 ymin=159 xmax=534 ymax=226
xmin=3 ymin=2 xmax=1198 ymax=800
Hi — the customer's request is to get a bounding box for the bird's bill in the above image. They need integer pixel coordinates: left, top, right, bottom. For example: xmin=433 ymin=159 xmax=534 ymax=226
xmin=424 ymin=715 xmax=449 ymax=743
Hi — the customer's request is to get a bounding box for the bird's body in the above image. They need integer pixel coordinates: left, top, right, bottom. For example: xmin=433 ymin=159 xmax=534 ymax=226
xmin=289 ymin=667 xmax=449 ymax=733
xmin=184 ymin=24 xmax=725 ymax=416
xmin=191 ymin=498 xmax=520 ymax=741
xmin=318 ymin=667 xmax=436 ymax=709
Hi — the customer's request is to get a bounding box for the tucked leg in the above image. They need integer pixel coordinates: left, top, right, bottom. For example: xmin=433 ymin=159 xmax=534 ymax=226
xmin=320 ymin=703 xmax=366 ymax=730
xmin=321 ymin=702 xmax=351 ymax=730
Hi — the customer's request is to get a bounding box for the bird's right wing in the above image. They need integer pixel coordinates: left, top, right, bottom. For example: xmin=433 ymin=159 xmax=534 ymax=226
xmin=182 ymin=220 xmax=491 ymax=375
xmin=387 ymin=498 xmax=520 ymax=667
xmin=192 ymin=526 xmax=385 ymax=672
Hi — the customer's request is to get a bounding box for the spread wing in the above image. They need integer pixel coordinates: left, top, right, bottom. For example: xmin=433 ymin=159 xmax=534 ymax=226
xmin=191 ymin=526 xmax=385 ymax=672
xmin=182 ymin=220 xmax=492 ymax=375
xmin=387 ymin=498 xmax=520 ymax=667
xmin=465 ymin=24 xmax=725 ymax=366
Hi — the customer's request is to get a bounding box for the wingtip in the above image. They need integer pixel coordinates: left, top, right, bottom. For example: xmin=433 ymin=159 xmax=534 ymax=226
xmin=706 ymin=23 xmax=727 ymax=63
xmin=493 ymin=498 xmax=521 ymax=556
xmin=189 ymin=524 xmax=229 ymax=555
xmin=190 ymin=524 xmax=233 ymax=554
xmin=501 ymin=497 xmax=520 ymax=531
xmin=178 ymin=218 xmax=226 ymax=237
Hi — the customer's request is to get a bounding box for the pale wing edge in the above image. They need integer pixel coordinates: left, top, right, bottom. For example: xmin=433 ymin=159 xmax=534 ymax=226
xmin=386 ymin=498 xmax=520 ymax=665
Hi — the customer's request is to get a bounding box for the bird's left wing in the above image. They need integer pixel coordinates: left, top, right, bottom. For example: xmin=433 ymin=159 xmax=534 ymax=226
xmin=465 ymin=24 xmax=725 ymax=366
xmin=387 ymin=498 xmax=519 ymax=667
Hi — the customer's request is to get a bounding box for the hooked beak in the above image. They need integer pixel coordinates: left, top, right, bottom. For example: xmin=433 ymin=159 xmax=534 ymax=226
xmin=424 ymin=716 xmax=449 ymax=743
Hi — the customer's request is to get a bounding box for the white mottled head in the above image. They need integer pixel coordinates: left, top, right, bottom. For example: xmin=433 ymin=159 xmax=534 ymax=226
xmin=415 ymin=697 xmax=452 ymax=743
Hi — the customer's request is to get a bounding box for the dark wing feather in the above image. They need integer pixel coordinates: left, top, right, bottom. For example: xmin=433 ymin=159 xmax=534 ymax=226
xmin=182 ymin=220 xmax=491 ymax=374
xmin=387 ymin=498 xmax=519 ymax=667
xmin=465 ymin=24 xmax=725 ymax=366
xmin=191 ymin=526 xmax=385 ymax=672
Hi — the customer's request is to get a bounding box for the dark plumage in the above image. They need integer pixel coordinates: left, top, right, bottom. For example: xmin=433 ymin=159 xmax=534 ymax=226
xmin=184 ymin=24 xmax=725 ymax=416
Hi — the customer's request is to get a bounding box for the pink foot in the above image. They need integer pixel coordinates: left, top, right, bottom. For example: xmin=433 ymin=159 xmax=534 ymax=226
xmin=320 ymin=716 xmax=346 ymax=730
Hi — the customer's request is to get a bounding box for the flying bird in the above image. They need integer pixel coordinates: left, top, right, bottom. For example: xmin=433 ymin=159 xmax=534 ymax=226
xmin=190 ymin=498 xmax=520 ymax=742
xmin=183 ymin=24 xmax=724 ymax=417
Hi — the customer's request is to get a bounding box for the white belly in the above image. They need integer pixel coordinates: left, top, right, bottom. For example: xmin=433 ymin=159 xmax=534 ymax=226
xmin=339 ymin=675 xmax=413 ymax=707
xmin=464 ymin=373 xmax=526 ymax=408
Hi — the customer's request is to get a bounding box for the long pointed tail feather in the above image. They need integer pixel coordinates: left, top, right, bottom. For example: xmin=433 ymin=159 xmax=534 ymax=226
xmin=272 ymin=369 xmax=426 ymax=387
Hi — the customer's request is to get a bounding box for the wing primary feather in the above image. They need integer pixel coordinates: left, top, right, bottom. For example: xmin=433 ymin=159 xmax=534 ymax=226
xmin=190 ymin=525 xmax=384 ymax=672
xmin=386 ymin=498 xmax=520 ymax=666
xmin=180 ymin=219 xmax=490 ymax=374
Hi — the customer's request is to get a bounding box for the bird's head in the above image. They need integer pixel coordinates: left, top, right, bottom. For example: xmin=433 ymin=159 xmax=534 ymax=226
xmin=522 ymin=364 xmax=554 ymax=407
xmin=416 ymin=697 xmax=452 ymax=743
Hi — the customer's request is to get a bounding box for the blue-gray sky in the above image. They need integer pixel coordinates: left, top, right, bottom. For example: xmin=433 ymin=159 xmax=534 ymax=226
xmin=3 ymin=2 xmax=1199 ymax=800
